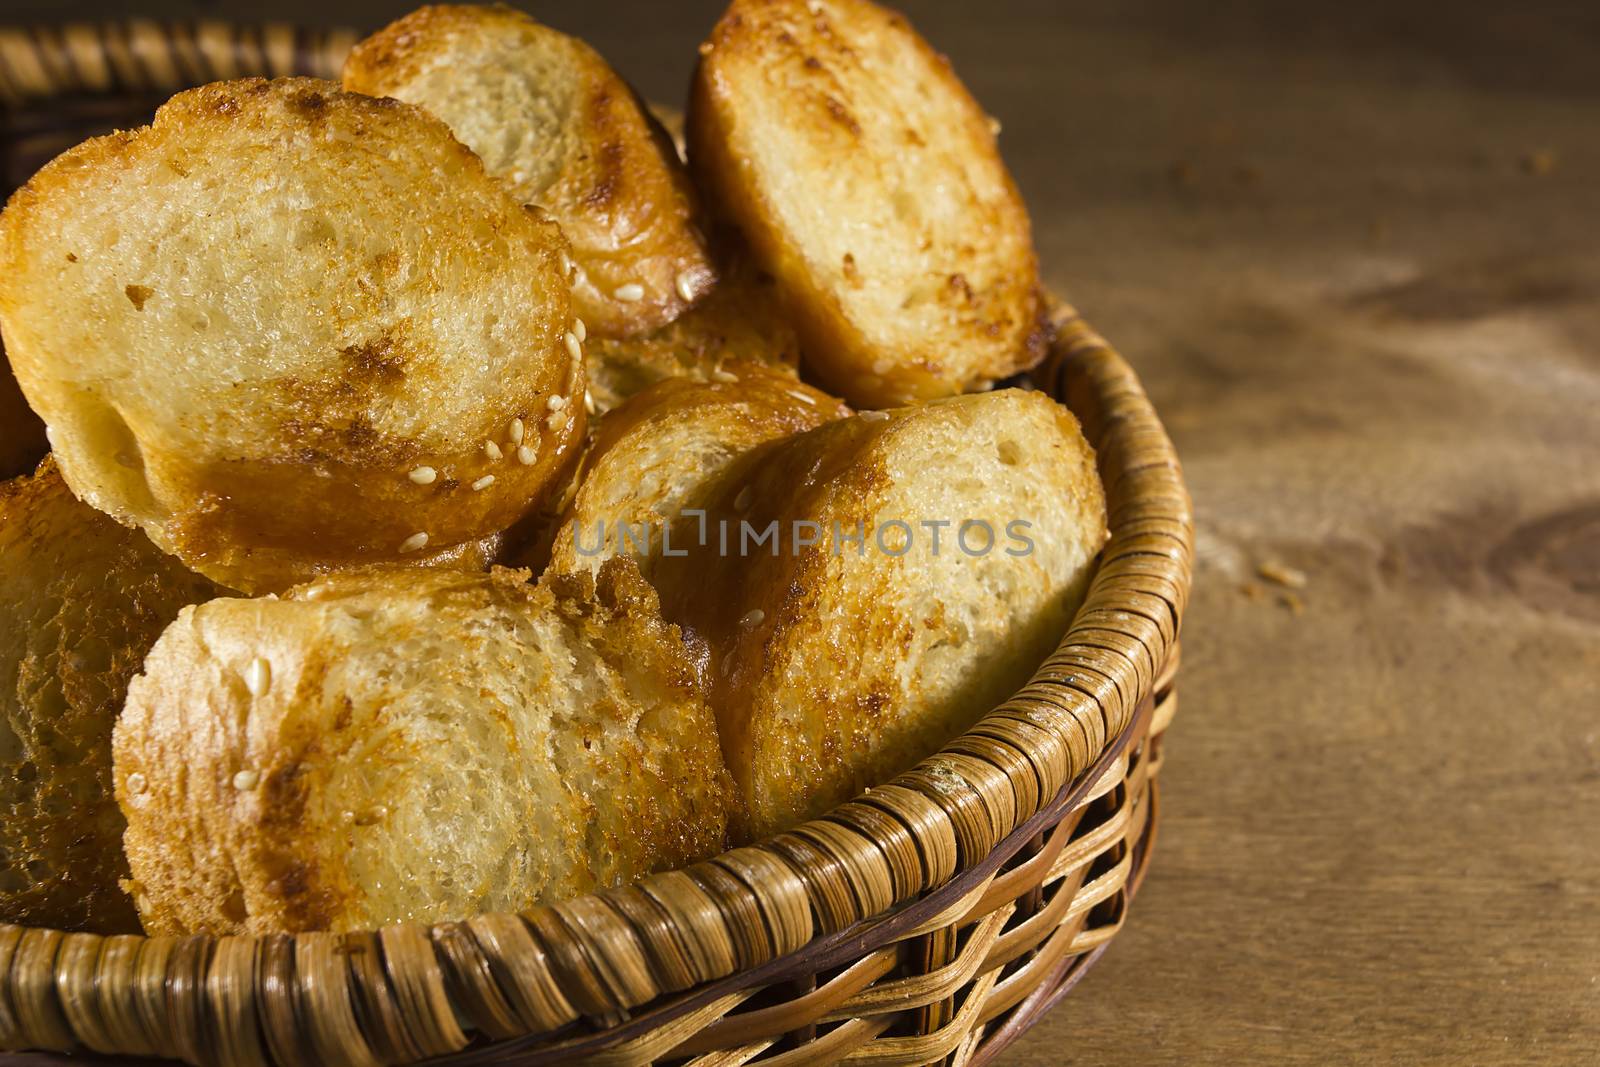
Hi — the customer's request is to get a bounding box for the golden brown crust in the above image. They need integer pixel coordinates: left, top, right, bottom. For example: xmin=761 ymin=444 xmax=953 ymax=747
xmin=545 ymin=365 xmax=849 ymax=579
xmin=688 ymin=0 xmax=1046 ymax=407
xmin=345 ymin=4 xmax=717 ymax=338
xmin=0 ymin=78 xmax=585 ymax=595
xmin=0 ymin=458 xmax=227 ymax=933
xmin=652 ymin=390 xmax=1108 ymax=839
xmin=115 ymin=561 xmax=733 ymax=935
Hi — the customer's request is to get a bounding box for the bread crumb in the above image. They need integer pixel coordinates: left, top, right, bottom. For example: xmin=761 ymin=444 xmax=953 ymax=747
xmin=1521 ymin=149 xmax=1559 ymax=176
xmin=1257 ymin=560 xmax=1307 ymax=589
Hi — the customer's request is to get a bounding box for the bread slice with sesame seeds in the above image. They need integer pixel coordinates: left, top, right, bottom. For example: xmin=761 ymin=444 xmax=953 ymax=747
xmin=546 ymin=365 xmax=849 ymax=580
xmin=0 ymin=457 xmax=227 ymax=934
xmin=651 ymin=389 xmax=1107 ymax=840
xmin=687 ymin=0 xmax=1047 ymax=409
xmin=344 ymin=4 xmax=718 ymax=340
xmin=114 ymin=560 xmax=733 ymax=935
xmin=0 ymin=78 xmax=585 ymax=595
xmin=583 ymin=239 xmax=806 ymax=412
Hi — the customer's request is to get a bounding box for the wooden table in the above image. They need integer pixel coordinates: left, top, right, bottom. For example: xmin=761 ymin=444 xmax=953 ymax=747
xmin=11 ymin=1 xmax=1598 ymax=1062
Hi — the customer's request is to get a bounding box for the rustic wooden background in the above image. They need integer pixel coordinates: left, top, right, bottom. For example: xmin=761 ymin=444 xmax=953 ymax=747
xmin=5 ymin=0 xmax=1597 ymax=1063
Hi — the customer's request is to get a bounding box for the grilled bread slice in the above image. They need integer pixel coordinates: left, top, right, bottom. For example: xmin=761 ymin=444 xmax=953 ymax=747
xmin=345 ymin=4 xmax=716 ymax=339
xmin=653 ymin=389 xmax=1107 ymax=839
xmin=548 ymin=366 xmax=849 ymax=579
xmin=0 ymin=78 xmax=584 ymax=595
xmin=0 ymin=458 xmax=226 ymax=933
xmin=688 ymin=0 xmax=1046 ymax=408
xmin=584 ymin=245 xmax=803 ymax=412
xmin=0 ymin=346 xmax=46 ymax=479
xmin=115 ymin=561 xmax=733 ymax=935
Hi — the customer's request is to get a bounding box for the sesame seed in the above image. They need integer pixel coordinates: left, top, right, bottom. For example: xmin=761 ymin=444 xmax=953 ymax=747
xmin=565 ymin=360 xmax=581 ymax=392
xmin=517 ymin=444 xmax=537 ymax=465
xmin=740 ymin=609 xmax=766 ymax=627
xmin=565 ymin=331 xmax=582 ymax=361
xmin=399 ymin=531 xmax=429 ymax=553
xmin=559 ymin=251 xmax=573 ymax=277
xmin=614 ymin=283 xmax=645 ymax=302
xmin=988 ymin=116 xmax=1003 ymax=137
xmin=511 ymin=169 xmax=528 ymax=184
xmin=734 ymin=485 xmax=754 ymax=512
xmin=483 ymin=440 xmax=503 ymax=462
xmin=871 ymin=358 xmax=893 ymax=375
xmin=544 ymin=411 xmax=569 ymax=432
xmin=233 ymin=770 xmax=259 ymax=791
xmin=861 ymin=410 xmax=891 ymax=422
xmin=676 ymin=271 xmax=699 ymax=303
xmin=245 ymin=657 xmax=272 ymax=698
xmin=126 ymin=772 xmax=147 ymax=795
xmin=720 ymin=653 xmax=735 ymax=677
xmin=573 ymin=317 xmax=587 ymax=342
xmin=408 ymin=466 xmax=437 ymax=485
xmin=1257 ymin=560 xmax=1308 ymax=590
xmin=711 ymin=367 xmax=739 ymax=383
xmin=788 ymin=389 xmax=818 ymax=406
xmin=547 ymin=394 xmax=568 ymax=412
xmin=584 ymin=390 xmax=596 ymax=414
xmin=354 ymin=806 xmax=388 ymax=827
xmin=472 ymin=475 xmax=496 ymax=491
xmin=508 ymin=418 xmax=525 ymax=445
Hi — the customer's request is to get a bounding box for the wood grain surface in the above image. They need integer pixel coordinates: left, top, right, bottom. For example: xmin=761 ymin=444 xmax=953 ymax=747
xmin=6 ymin=1 xmax=1597 ymax=1063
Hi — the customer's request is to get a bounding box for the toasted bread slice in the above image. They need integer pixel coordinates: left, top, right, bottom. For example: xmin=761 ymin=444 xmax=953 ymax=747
xmin=548 ymin=366 xmax=849 ymax=579
xmin=688 ymin=0 xmax=1046 ymax=408
xmin=115 ymin=561 xmax=733 ymax=935
xmin=0 ymin=344 xmax=46 ymax=478
xmin=652 ymin=389 xmax=1107 ymax=839
xmin=0 ymin=78 xmax=585 ymax=595
xmin=0 ymin=458 xmax=226 ymax=933
xmin=584 ymin=236 xmax=804 ymax=412
xmin=345 ymin=4 xmax=716 ymax=339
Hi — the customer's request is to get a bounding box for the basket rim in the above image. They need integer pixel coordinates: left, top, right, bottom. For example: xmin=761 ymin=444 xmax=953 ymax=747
xmin=0 ymin=20 xmax=1195 ymax=1065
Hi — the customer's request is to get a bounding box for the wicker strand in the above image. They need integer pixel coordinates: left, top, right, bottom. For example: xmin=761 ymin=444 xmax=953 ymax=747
xmin=0 ymin=21 xmax=353 ymax=105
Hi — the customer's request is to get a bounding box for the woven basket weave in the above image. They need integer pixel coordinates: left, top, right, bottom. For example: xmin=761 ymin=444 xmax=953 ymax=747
xmin=0 ymin=20 xmax=1193 ymax=1067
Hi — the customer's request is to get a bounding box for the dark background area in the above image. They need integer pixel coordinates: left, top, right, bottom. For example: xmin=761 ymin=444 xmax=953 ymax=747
xmin=2 ymin=1 xmax=1597 ymax=1063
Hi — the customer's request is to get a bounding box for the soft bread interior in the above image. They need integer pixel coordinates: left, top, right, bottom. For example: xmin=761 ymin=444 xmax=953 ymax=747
xmin=345 ymin=5 xmax=716 ymax=339
xmin=114 ymin=563 xmax=730 ymax=935
xmin=549 ymin=369 xmax=848 ymax=580
xmin=688 ymin=0 xmax=1043 ymax=405
xmin=0 ymin=78 xmax=580 ymax=592
xmin=657 ymin=389 xmax=1107 ymax=838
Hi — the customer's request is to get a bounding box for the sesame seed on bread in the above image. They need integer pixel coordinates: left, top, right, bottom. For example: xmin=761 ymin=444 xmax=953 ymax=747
xmin=345 ymin=4 xmax=717 ymax=339
xmin=0 ymin=78 xmax=585 ymax=594
xmin=688 ymin=0 xmax=1047 ymax=408
xmin=115 ymin=560 xmax=733 ymax=935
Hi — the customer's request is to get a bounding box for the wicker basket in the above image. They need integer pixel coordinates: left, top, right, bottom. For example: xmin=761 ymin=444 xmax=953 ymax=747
xmin=0 ymin=20 xmax=1192 ymax=1067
